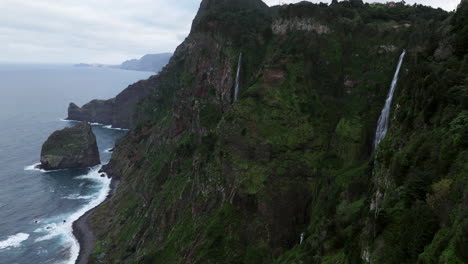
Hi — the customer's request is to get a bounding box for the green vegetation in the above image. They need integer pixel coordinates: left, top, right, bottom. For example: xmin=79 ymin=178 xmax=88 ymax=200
xmin=88 ymin=1 xmax=467 ymax=263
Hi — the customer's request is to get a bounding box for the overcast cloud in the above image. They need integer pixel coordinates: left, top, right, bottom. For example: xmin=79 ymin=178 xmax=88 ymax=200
xmin=0 ymin=0 xmax=460 ymax=64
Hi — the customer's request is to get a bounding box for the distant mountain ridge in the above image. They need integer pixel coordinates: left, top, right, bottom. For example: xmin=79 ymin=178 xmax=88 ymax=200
xmin=119 ymin=53 xmax=172 ymax=72
xmin=74 ymin=53 xmax=172 ymax=73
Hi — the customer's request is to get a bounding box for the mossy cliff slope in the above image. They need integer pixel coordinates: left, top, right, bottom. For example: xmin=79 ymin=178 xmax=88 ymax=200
xmin=40 ymin=122 xmax=100 ymax=170
xmin=87 ymin=0 xmax=467 ymax=263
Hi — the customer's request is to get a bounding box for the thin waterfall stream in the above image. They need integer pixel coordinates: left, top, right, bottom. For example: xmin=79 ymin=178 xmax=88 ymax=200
xmin=234 ymin=53 xmax=242 ymax=102
xmin=370 ymin=50 xmax=407 ymax=234
xmin=373 ymin=50 xmax=406 ymax=150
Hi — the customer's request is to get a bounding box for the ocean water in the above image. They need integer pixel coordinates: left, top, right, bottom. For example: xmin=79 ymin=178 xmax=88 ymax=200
xmin=0 ymin=64 xmax=153 ymax=264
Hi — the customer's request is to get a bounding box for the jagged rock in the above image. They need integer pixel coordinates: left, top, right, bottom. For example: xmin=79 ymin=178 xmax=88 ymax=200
xmin=40 ymin=122 xmax=100 ymax=170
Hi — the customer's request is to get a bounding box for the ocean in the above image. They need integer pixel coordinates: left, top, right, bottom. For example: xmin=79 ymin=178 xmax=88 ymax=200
xmin=0 ymin=64 xmax=153 ymax=264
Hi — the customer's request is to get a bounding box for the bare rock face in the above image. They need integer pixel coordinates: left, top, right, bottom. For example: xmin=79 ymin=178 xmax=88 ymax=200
xmin=272 ymin=18 xmax=331 ymax=35
xmin=40 ymin=122 xmax=100 ymax=170
xmin=434 ymin=39 xmax=453 ymax=61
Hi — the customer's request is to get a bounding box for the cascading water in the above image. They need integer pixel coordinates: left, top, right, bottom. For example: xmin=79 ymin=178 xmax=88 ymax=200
xmin=368 ymin=50 xmax=407 ymax=248
xmin=234 ymin=53 xmax=242 ymax=102
xmin=373 ymin=50 xmax=406 ymax=150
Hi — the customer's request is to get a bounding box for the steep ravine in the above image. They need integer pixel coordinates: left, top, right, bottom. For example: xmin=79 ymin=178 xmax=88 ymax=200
xmin=77 ymin=0 xmax=467 ymax=263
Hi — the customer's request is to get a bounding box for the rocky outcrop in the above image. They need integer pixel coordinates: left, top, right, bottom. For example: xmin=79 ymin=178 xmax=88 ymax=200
xmin=40 ymin=122 xmax=100 ymax=170
xmin=67 ymin=76 xmax=159 ymax=129
xmin=68 ymin=100 xmax=114 ymax=125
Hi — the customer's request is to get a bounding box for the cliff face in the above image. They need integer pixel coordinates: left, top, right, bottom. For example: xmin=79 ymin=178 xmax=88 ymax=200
xmin=40 ymin=122 xmax=100 ymax=170
xmin=86 ymin=0 xmax=467 ymax=263
xmin=67 ymin=77 xmax=159 ymax=129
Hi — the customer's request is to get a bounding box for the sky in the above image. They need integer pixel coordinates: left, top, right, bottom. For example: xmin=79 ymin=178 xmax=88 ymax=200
xmin=0 ymin=0 xmax=460 ymax=64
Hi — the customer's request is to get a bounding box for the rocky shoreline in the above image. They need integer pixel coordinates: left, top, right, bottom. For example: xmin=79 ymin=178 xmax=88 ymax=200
xmin=72 ymin=207 xmax=95 ymax=264
xmin=73 ymin=168 xmax=120 ymax=264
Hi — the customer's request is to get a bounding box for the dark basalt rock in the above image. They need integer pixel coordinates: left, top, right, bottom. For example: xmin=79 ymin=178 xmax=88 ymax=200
xmin=40 ymin=122 xmax=100 ymax=170
xmin=67 ymin=100 xmax=114 ymax=125
xmin=67 ymin=76 xmax=159 ymax=129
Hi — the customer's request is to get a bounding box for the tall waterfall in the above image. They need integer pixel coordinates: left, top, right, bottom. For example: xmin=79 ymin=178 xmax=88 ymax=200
xmin=373 ymin=50 xmax=406 ymax=150
xmin=234 ymin=53 xmax=242 ymax=102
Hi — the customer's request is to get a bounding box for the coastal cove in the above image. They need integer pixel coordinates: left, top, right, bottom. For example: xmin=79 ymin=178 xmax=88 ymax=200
xmin=0 ymin=64 xmax=152 ymax=264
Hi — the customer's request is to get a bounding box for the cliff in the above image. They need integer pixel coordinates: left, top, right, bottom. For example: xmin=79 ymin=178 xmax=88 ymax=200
xmin=67 ymin=76 xmax=160 ymax=129
xmin=74 ymin=53 xmax=172 ymax=72
xmin=80 ymin=0 xmax=468 ymax=263
xmin=67 ymin=54 xmax=173 ymax=128
xmin=119 ymin=53 xmax=172 ymax=72
xmin=40 ymin=122 xmax=100 ymax=170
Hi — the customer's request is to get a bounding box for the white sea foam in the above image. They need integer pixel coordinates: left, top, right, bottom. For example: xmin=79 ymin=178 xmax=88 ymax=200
xmin=24 ymin=163 xmax=42 ymax=171
xmin=36 ymin=247 xmax=48 ymax=256
xmin=0 ymin=233 xmax=30 ymax=250
xmin=59 ymin=118 xmax=89 ymax=124
xmin=103 ymin=125 xmax=128 ymax=131
xmin=60 ymin=118 xmax=103 ymax=126
xmin=32 ymin=219 xmax=43 ymax=224
xmin=66 ymin=166 xmax=111 ymax=264
xmin=24 ymin=163 xmax=67 ymax=173
xmin=63 ymin=194 xmax=94 ymax=200
xmin=34 ymin=223 xmax=61 ymax=242
xmin=60 ymin=118 xmax=128 ymax=130
xmin=32 ymin=166 xmax=111 ymax=264
xmin=104 ymin=148 xmax=113 ymax=153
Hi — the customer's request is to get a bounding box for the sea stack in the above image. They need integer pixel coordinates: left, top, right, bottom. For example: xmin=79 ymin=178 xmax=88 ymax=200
xmin=40 ymin=122 xmax=100 ymax=170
